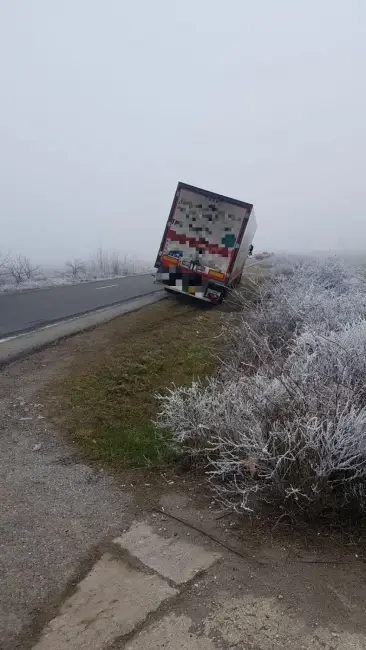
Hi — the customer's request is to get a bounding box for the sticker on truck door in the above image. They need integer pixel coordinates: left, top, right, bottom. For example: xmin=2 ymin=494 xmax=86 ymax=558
xmin=167 ymin=250 xmax=183 ymax=259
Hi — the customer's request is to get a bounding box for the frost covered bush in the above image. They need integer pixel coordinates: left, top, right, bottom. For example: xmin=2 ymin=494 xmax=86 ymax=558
xmin=245 ymin=256 xmax=366 ymax=343
xmin=0 ymin=248 xmax=152 ymax=292
xmin=221 ymin=256 xmax=366 ymax=376
xmin=156 ymin=257 xmax=366 ymax=519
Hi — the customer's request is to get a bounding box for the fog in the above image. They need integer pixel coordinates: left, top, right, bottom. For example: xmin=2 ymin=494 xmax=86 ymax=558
xmin=1 ymin=0 xmax=365 ymax=265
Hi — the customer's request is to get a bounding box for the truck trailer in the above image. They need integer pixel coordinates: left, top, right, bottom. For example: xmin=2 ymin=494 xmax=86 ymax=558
xmin=154 ymin=182 xmax=257 ymax=304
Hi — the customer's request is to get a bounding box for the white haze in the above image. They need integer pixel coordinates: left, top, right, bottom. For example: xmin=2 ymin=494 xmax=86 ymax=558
xmin=1 ymin=0 xmax=365 ymax=265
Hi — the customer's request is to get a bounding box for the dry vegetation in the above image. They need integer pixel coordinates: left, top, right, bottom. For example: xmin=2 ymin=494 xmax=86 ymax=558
xmin=45 ymin=255 xmax=366 ymax=524
xmin=0 ymin=247 xmax=151 ymax=291
xmin=157 ymin=257 xmax=366 ymax=522
xmin=48 ymin=297 xmax=224 ymax=469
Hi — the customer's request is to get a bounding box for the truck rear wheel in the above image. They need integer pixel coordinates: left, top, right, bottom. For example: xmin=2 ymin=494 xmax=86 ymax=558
xmin=218 ymin=288 xmax=227 ymax=304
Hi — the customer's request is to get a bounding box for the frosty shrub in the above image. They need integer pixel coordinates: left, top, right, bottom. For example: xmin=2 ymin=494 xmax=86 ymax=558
xmin=221 ymin=256 xmax=366 ymax=375
xmin=0 ymin=248 xmax=152 ymax=292
xmin=156 ymin=257 xmax=366 ymax=519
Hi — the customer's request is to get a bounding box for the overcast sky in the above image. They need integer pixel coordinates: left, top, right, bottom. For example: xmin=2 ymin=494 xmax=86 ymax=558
xmin=1 ymin=0 xmax=365 ymax=264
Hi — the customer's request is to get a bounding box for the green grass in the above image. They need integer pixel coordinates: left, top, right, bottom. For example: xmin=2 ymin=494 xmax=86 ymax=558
xmin=49 ymin=299 xmax=222 ymax=469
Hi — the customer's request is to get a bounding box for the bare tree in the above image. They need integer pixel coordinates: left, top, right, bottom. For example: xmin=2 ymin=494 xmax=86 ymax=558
xmin=66 ymin=258 xmax=86 ymax=279
xmin=96 ymin=246 xmax=108 ymax=275
xmin=0 ymin=251 xmax=10 ymax=271
xmin=6 ymin=255 xmax=39 ymax=285
xmin=110 ymin=252 xmax=121 ymax=276
xmin=0 ymin=251 xmax=11 ymax=285
xmin=21 ymin=256 xmax=39 ymax=280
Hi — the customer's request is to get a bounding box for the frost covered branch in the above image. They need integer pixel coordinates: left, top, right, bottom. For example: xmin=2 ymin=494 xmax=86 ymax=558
xmin=0 ymin=248 xmax=152 ymax=292
xmin=156 ymin=256 xmax=366 ymax=520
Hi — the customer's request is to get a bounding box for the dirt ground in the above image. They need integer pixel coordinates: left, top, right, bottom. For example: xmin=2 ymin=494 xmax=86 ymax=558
xmin=1 ymin=297 xmax=366 ymax=649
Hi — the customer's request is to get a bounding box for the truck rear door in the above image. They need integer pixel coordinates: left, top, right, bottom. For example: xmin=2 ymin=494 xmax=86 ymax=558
xmin=158 ymin=183 xmax=252 ymax=284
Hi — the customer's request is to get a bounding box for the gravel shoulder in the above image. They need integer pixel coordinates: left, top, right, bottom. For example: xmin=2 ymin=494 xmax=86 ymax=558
xmin=0 ymin=297 xmax=219 ymax=649
xmin=0 ymin=301 xmax=219 ymax=650
xmin=0 ymin=342 xmax=133 ymax=649
xmin=2 ymin=290 xmax=366 ymax=650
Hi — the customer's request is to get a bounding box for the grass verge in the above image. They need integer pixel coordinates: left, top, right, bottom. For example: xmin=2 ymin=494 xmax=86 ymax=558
xmin=48 ymin=297 xmax=223 ymax=469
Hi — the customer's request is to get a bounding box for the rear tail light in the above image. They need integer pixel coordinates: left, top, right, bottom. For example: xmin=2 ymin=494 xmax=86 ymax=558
xmin=208 ymin=270 xmax=225 ymax=281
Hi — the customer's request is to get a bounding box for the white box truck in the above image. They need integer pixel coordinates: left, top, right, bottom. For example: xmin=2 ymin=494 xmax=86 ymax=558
xmin=154 ymin=182 xmax=257 ymax=304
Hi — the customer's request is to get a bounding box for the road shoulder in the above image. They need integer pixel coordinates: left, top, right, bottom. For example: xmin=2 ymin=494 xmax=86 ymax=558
xmin=2 ymin=288 xmax=366 ymax=650
xmin=0 ymin=291 xmax=164 ymax=367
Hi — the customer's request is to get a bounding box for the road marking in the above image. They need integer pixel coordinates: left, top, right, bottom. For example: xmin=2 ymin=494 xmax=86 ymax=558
xmin=95 ymin=284 xmax=118 ymax=290
xmin=0 ymin=334 xmax=18 ymax=343
xmin=0 ymin=290 xmax=164 ymax=346
xmin=0 ymin=320 xmax=72 ymax=344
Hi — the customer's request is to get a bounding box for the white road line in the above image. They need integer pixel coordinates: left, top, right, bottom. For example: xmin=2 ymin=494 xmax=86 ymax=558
xmin=0 ymin=296 xmax=148 ymax=344
xmin=0 ymin=334 xmax=18 ymax=343
xmin=95 ymin=284 xmax=118 ymax=290
xmin=0 ymin=319 xmax=75 ymax=344
xmin=0 ymin=292 xmax=164 ymax=353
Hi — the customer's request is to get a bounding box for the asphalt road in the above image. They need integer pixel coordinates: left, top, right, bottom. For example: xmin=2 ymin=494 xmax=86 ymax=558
xmin=0 ymin=274 xmax=158 ymax=338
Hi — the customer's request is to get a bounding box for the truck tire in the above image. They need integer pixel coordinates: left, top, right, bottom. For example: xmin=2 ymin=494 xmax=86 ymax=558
xmin=218 ymin=288 xmax=227 ymax=304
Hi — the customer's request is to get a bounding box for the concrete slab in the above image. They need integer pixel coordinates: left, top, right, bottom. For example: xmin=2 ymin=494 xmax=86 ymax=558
xmin=32 ymin=553 xmax=177 ymax=650
xmin=124 ymin=613 xmax=218 ymax=650
xmin=113 ymin=522 xmax=221 ymax=585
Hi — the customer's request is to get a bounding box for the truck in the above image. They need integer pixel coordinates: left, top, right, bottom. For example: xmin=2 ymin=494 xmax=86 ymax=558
xmin=154 ymin=182 xmax=257 ymax=304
